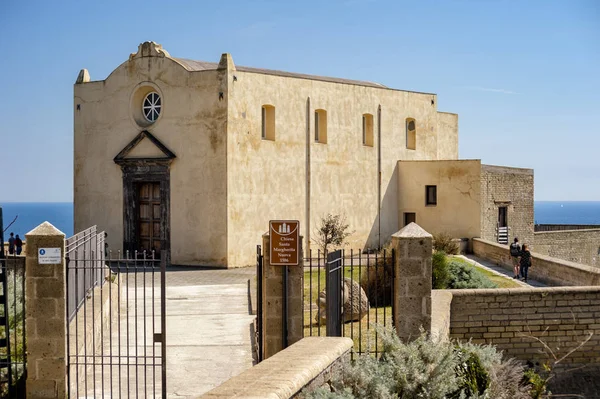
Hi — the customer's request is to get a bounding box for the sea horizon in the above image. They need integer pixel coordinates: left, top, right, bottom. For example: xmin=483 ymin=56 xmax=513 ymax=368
xmin=1 ymin=201 xmax=599 ymax=240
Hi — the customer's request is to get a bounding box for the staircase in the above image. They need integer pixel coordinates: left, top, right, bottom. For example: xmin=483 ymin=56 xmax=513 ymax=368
xmin=497 ymin=227 xmax=509 ymax=244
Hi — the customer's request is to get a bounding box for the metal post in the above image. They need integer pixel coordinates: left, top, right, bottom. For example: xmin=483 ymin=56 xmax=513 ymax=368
xmin=161 ymin=250 xmax=167 ymax=398
xmin=282 ymin=265 xmax=288 ymax=349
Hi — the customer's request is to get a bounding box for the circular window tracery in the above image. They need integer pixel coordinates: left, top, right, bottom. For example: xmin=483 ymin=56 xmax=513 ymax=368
xmin=142 ymin=92 xmax=161 ymax=122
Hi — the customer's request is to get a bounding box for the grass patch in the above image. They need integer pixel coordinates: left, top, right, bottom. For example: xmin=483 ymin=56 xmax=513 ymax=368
xmin=449 ymin=256 xmax=521 ymax=289
xmin=304 ymin=306 xmax=392 ymax=354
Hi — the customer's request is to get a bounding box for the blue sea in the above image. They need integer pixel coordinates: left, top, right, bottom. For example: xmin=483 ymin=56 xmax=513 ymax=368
xmin=0 ymin=202 xmax=73 ymax=239
xmin=0 ymin=201 xmax=599 ymax=241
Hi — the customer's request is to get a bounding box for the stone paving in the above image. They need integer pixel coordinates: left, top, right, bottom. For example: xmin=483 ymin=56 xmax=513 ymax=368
xmin=458 ymin=254 xmax=547 ymax=287
xmin=73 ymin=266 xmax=256 ymax=398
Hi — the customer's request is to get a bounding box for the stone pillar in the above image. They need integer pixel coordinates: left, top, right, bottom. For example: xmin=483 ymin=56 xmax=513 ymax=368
xmin=392 ymin=223 xmax=432 ymax=341
xmin=261 ymin=233 xmax=304 ymax=359
xmin=25 ymin=222 xmax=66 ymax=398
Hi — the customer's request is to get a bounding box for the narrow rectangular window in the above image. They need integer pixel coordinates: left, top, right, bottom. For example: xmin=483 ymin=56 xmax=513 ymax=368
xmin=426 ymin=185 xmax=437 ymax=206
xmin=315 ymin=109 xmax=327 ymax=144
xmin=261 ymin=105 xmax=275 ymax=140
xmin=404 ymin=212 xmax=416 ymax=226
xmin=362 ymin=113 xmax=373 ymax=146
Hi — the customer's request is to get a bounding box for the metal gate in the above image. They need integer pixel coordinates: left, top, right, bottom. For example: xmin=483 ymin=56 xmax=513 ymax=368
xmin=0 ymin=207 xmax=26 ymax=398
xmin=255 ymin=245 xmax=263 ymax=362
xmin=65 ymin=227 xmax=167 ymax=398
xmin=326 ymin=250 xmax=343 ymax=337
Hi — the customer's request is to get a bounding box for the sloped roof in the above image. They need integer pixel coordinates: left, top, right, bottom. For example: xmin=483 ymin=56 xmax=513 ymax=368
xmin=173 ymin=57 xmax=388 ymax=89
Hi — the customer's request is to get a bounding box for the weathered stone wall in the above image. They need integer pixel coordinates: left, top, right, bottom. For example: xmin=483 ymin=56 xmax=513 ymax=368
xmin=534 ymin=229 xmax=600 ymax=269
xmin=397 ymin=160 xmax=481 ymax=240
xmin=227 ymin=68 xmax=458 ymax=266
xmin=472 ymin=238 xmax=600 ymax=286
xmin=74 ymin=48 xmax=228 ymax=266
xmin=480 ymin=165 xmax=534 ymax=246
xmin=448 ymin=287 xmax=600 ymax=378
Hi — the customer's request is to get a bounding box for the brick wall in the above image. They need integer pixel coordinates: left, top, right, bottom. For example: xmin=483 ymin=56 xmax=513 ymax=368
xmin=534 ymin=229 xmax=600 ymax=269
xmin=448 ymin=287 xmax=600 ymax=371
xmin=480 ymin=165 xmax=534 ymax=246
xmin=472 ymin=238 xmax=600 ymax=286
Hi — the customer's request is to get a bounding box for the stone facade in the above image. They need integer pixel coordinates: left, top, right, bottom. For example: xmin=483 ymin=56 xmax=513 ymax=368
xmin=448 ymin=287 xmax=600 ymax=371
xmin=74 ymin=41 xmax=460 ymax=267
xmin=534 ymin=229 xmax=600 ymax=269
xmin=480 ymin=165 xmax=534 ymax=246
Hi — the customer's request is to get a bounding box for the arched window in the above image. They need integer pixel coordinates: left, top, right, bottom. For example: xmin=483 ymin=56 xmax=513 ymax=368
xmin=315 ymin=109 xmax=327 ymax=144
xmin=406 ymin=118 xmax=416 ymax=150
xmin=261 ymin=105 xmax=275 ymax=141
xmin=363 ymin=113 xmax=374 ymax=147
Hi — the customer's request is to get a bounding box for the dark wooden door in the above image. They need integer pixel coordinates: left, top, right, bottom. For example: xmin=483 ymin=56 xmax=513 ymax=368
xmin=137 ymin=182 xmax=162 ymax=257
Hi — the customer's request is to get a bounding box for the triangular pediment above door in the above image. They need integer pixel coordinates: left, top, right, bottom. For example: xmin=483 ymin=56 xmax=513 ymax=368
xmin=114 ymin=130 xmax=176 ymax=164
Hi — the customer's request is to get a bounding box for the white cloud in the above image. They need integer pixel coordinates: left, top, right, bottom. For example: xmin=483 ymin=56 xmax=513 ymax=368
xmin=463 ymin=86 xmax=518 ymax=95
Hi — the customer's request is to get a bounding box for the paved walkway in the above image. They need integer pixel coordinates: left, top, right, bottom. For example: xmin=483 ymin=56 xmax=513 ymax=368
xmin=74 ymin=266 xmax=256 ymax=398
xmin=165 ymin=267 xmax=256 ymax=398
xmin=456 ymin=254 xmax=547 ymax=288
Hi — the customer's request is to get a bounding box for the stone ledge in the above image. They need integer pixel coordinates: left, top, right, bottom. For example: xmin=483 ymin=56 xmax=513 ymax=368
xmin=200 ymin=337 xmax=353 ymax=399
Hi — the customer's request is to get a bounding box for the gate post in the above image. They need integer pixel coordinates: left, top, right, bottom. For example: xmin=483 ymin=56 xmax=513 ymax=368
xmin=25 ymin=222 xmax=67 ymax=398
xmin=261 ymin=233 xmax=304 ymax=359
xmin=391 ymin=223 xmax=432 ymax=342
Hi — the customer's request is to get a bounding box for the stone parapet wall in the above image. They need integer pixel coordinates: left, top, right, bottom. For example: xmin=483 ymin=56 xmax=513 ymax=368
xmin=201 ymin=337 xmax=353 ymax=399
xmin=480 ymin=165 xmax=534 ymax=245
xmin=448 ymin=287 xmax=600 ymax=370
xmin=534 ymin=229 xmax=600 ymax=269
xmin=472 ymin=238 xmax=600 ymax=286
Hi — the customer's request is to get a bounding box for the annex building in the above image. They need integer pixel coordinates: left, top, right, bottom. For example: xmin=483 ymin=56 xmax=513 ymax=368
xmin=74 ymin=41 xmax=534 ymax=267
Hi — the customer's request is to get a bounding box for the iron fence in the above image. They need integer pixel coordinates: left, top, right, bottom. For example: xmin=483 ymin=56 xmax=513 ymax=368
xmin=66 ymin=226 xmax=106 ymax=321
xmin=66 ymin=249 xmax=166 ymax=398
xmin=0 ymin=253 xmax=26 ymax=399
xmin=304 ymin=248 xmax=395 ymax=357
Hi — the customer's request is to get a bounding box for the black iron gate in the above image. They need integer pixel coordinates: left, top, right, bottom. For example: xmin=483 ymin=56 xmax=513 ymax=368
xmin=65 ymin=226 xmax=167 ymax=398
xmin=256 ymin=245 xmax=263 ymax=362
xmin=326 ymin=250 xmax=343 ymax=337
xmin=305 ymin=248 xmax=396 ymax=357
xmin=0 ymin=206 xmax=26 ymax=399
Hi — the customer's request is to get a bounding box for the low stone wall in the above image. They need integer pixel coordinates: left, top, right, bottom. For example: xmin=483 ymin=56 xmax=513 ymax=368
xmin=200 ymin=337 xmax=353 ymax=399
xmin=447 ymin=287 xmax=600 ymax=396
xmin=472 ymin=238 xmax=600 ymax=286
xmin=534 ymin=228 xmax=600 ymax=269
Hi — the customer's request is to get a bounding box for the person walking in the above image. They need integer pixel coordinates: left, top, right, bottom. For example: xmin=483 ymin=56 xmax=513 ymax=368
xmin=509 ymin=237 xmax=521 ymax=279
xmin=520 ymin=244 xmax=532 ymax=283
xmin=7 ymin=233 xmax=15 ymax=255
xmin=14 ymin=235 xmax=23 ymax=256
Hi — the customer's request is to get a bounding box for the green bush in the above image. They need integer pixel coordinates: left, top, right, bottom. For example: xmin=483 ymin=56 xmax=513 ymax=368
xmin=433 ymin=232 xmax=459 ymax=255
xmin=432 ymin=251 xmax=450 ymax=289
xmin=448 ymin=259 xmax=497 ymax=289
xmin=303 ymin=326 xmax=533 ymax=399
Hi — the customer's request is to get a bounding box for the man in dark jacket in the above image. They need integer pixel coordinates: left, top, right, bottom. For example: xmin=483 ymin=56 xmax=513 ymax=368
xmin=509 ymin=237 xmax=521 ymax=279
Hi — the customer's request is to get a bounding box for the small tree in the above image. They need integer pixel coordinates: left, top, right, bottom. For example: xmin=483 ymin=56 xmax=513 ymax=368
xmin=314 ymin=213 xmax=353 ymax=256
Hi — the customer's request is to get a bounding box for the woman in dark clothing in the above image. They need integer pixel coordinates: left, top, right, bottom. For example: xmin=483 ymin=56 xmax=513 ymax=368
xmin=520 ymin=244 xmax=532 ymax=283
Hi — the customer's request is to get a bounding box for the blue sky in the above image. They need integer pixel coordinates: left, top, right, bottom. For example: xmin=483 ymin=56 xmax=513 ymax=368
xmin=0 ymin=0 xmax=598 ymax=202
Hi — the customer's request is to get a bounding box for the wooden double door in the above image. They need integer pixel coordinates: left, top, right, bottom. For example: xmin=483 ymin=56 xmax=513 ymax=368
xmin=137 ymin=182 xmax=162 ymax=257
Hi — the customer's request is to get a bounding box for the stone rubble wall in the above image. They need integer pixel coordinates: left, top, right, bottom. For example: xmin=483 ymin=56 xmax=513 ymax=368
xmin=534 ymin=228 xmax=600 ymax=269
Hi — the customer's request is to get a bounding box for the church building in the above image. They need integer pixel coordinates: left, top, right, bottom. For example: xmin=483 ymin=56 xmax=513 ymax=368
xmin=74 ymin=41 xmax=532 ymax=267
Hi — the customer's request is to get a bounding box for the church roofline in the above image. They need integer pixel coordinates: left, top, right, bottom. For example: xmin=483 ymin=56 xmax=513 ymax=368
xmin=79 ymin=41 xmax=438 ymax=96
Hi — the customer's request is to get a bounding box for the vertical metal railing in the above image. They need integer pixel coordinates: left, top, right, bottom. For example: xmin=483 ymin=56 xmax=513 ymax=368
xmin=303 ymin=247 xmax=395 ymax=357
xmin=256 ymin=245 xmax=263 ymax=362
xmin=66 ymin=231 xmax=166 ymax=397
xmin=0 ymin=252 xmax=26 ymax=398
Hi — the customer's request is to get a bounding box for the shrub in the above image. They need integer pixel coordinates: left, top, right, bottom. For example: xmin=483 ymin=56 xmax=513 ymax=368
xmin=303 ymin=326 xmax=533 ymax=399
xmin=314 ymin=213 xmax=353 ymax=255
xmin=433 ymin=232 xmax=459 ymax=255
xmin=359 ymin=245 xmax=394 ymax=307
xmin=432 ymin=251 xmax=450 ymax=289
xmin=448 ymin=259 xmax=497 ymax=289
